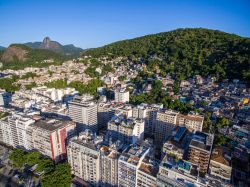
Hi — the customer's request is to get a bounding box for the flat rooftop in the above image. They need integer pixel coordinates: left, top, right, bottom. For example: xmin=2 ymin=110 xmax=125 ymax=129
xmin=33 ymin=119 xmax=73 ymax=131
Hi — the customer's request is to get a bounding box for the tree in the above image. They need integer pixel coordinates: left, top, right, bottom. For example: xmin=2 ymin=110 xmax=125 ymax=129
xmin=216 ymin=117 xmax=230 ymax=128
xmin=25 ymin=82 xmax=37 ymax=90
xmin=45 ymin=79 xmax=67 ymax=89
xmin=9 ymin=149 xmax=27 ymax=168
xmin=118 ymin=75 xmax=127 ymax=82
xmin=42 ymin=163 xmax=72 ymax=187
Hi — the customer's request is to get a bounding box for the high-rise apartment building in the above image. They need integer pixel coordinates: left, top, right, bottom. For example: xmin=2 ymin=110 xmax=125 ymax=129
xmin=177 ymin=113 xmax=204 ymax=132
xmin=100 ymin=144 xmax=120 ymax=187
xmin=157 ymin=155 xmax=206 ymax=187
xmin=118 ymin=142 xmax=152 ymax=187
xmin=30 ymin=119 xmax=75 ymax=162
xmin=67 ymin=130 xmax=103 ymax=186
xmin=0 ymin=113 xmax=35 ymax=149
xmin=154 ymin=110 xmax=179 ymax=146
xmin=209 ymin=146 xmax=232 ymax=182
xmin=187 ymin=131 xmax=213 ymax=173
xmin=68 ymin=95 xmax=98 ymax=132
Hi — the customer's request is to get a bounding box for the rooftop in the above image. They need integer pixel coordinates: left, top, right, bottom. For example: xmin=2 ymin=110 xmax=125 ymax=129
xmin=119 ymin=141 xmax=152 ymax=166
xmin=211 ymin=146 xmax=231 ymax=166
xmin=32 ymin=118 xmax=74 ymax=131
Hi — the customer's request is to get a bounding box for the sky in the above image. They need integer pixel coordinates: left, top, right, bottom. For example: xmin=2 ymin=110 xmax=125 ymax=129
xmin=0 ymin=0 xmax=250 ymax=49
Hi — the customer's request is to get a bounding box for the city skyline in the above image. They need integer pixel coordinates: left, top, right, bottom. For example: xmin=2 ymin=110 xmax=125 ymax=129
xmin=0 ymin=0 xmax=250 ymax=48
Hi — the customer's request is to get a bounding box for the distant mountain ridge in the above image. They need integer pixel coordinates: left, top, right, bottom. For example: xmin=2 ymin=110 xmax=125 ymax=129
xmin=0 ymin=46 xmax=6 ymax=51
xmin=24 ymin=37 xmax=83 ymax=56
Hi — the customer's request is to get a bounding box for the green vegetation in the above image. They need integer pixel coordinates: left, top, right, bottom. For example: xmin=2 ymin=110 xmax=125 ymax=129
xmin=216 ymin=117 xmax=230 ymax=128
xmin=0 ymin=76 xmax=20 ymax=92
xmin=45 ymin=79 xmax=67 ymax=89
xmin=83 ymin=28 xmax=250 ymax=83
xmin=69 ymin=79 xmax=104 ymax=96
xmin=130 ymin=80 xmax=192 ymax=113
xmin=25 ymin=82 xmax=37 ymax=90
xmin=118 ymin=75 xmax=127 ymax=81
xmin=21 ymin=72 xmax=38 ymax=79
xmin=85 ymin=66 xmax=100 ymax=78
xmin=41 ymin=163 xmax=72 ymax=187
xmin=102 ymin=64 xmax=113 ymax=75
xmin=0 ymin=111 xmax=9 ymax=119
xmin=1 ymin=44 xmax=67 ymax=70
xmin=9 ymin=149 xmax=72 ymax=187
xmin=44 ymin=78 xmax=104 ymax=96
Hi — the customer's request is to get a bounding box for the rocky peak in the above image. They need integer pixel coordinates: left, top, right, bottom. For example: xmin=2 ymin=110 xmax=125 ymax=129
xmin=42 ymin=37 xmax=51 ymax=48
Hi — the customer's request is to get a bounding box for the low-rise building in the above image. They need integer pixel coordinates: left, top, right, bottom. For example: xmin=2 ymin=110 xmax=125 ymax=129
xmin=209 ymin=146 xmax=232 ymax=182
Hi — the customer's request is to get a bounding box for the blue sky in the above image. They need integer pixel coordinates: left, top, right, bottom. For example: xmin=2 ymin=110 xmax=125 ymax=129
xmin=0 ymin=0 xmax=250 ymax=48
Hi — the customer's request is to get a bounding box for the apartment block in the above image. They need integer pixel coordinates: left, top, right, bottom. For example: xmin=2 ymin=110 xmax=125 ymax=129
xmin=154 ymin=110 xmax=179 ymax=146
xmin=118 ymin=142 xmax=152 ymax=187
xmin=67 ymin=130 xmax=103 ymax=186
xmin=0 ymin=90 xmax=11 ymax=107
xmin=157 ymin=155 xmax=206 ymax=187
xmin=162 ymin=126 xmax=192 ymax=160
xmin=97 ymin=102 xmax=116 ymax=129
xmin=100 ymin=144 xmax=121 ymax=187
xmin=0 ymin=113 xmax=35 ymax=149
xmin=114 ymin=88 xmax=129 ymax=103
xmin=177 ymin=113 xmax=204 ymax=132
xmin=132 ymin=103 xmax=163 ymax=136
xmin=136 ymin=155 xmax=158 ymax=187
xmin=187 ymin=131 xmax=213 ymax=173
xmin=68 ymin=95 xmax=98 ymax=132
xmin=30 ymin=119 xmax=75 ymax=162
xmin=108 ymin=114 xmax=145 ymax=144
xmin=209 ymin=146 xmax=232 ymax=182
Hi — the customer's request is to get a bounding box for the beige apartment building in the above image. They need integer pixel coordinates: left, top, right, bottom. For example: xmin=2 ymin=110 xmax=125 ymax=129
xmin=209 ymin=146 xmax=232 ymax=182
xmin=154 ymin=110 xmax=179 ymax=146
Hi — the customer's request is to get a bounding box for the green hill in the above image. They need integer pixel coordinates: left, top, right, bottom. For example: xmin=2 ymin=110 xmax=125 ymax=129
xmin=83 ymin=28 xmax=250 ymax=82
xmin=0 ymin=44 xmax=67 ymax=70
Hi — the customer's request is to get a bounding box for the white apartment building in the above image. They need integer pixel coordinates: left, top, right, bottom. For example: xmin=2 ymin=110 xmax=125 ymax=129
xmin=67 ymin=130 xmax=103 ymax=186
xmin=136 ymin=156 xmax=158 ymax=187
xmin=118 ymin=142 xmax=152 ymax=187
xmin=0 ymin=113 xmax=35 ymax=149
xmin=108 ymin=115 xmax=145 ymax=144
xmin=114 ymin=88 xmax=129 ymax=103
xmin=68 ymin=95 xmax=98 ymax=132
xmin=32 ymin=86 xmax=78 ymax=102
xmin=132 ymin=103 xmax=163 ymax=135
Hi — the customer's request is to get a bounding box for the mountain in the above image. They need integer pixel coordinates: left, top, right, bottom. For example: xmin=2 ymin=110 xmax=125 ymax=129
xmin=24 ymin=37 xmax=83 ymax=56
xmin=83 ymin=28 xmax=250 ymax=83
xmin=0 ymin=46 xmax=6 ymax=51
xmin=0 ymin=44 xmax=67 ymax=70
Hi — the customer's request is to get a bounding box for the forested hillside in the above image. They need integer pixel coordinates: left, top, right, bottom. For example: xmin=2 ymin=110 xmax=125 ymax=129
xmin=0 ymin=44 xmax=67 ymax=70
xmin=83 ymin=28 xmax=250 ymax=82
